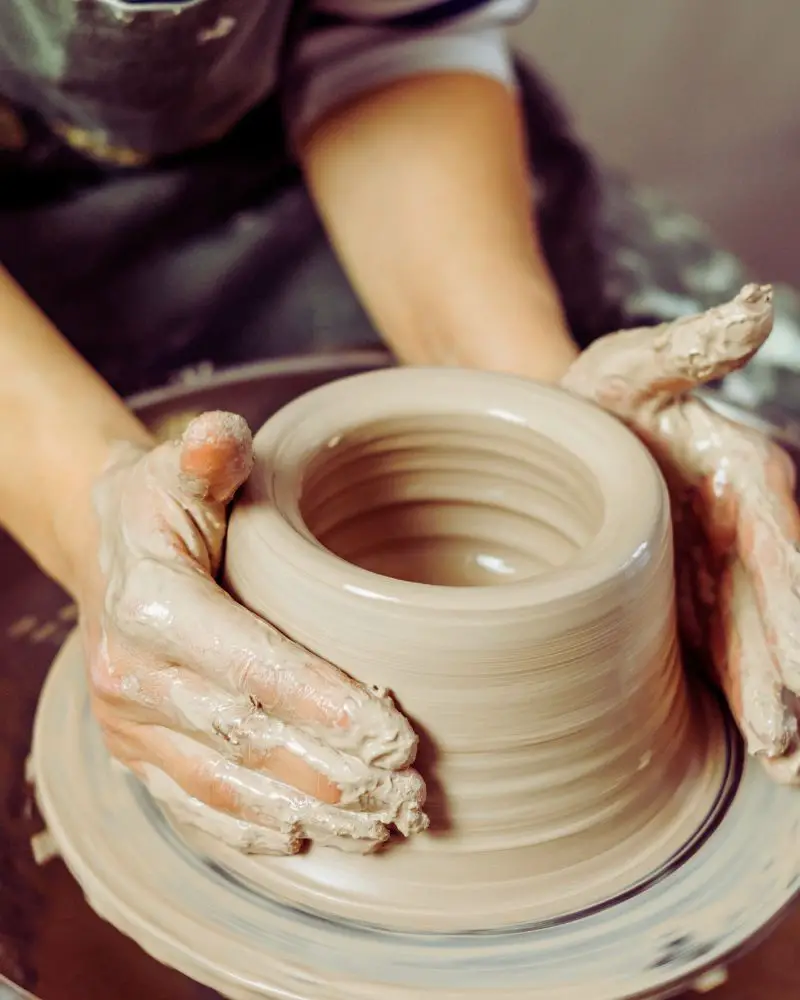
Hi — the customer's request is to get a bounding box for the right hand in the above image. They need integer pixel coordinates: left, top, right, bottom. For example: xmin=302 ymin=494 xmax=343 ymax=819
xmin=77 ymin=411 xmax=428 ymax=855
xmin=562 ymin=285 xmax=800 ymax=780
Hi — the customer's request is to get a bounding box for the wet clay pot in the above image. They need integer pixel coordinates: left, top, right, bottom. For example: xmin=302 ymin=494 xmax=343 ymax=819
xmin=220 ymin=367 xmax=729 ymax=933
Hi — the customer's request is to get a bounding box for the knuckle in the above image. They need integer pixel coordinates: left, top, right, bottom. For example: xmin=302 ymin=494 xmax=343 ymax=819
xmin=233 ymin=654 xmax=280 ymax=712
xmin=210 ymin=712 xmax=251 ymax=763
xmin=86 ymin=635 xmax=149 ymax=710
xmin=108 ymin=558 xmax=168 ymax=639
xmin=87 ymin=642 xmax=125 ymax=702
xmin=233 ymin=655 xmax=258 ymax=695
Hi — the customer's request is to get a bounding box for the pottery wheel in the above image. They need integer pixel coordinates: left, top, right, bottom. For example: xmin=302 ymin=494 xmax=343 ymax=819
xmin=32 ymin=588 xmax=800 ymax=998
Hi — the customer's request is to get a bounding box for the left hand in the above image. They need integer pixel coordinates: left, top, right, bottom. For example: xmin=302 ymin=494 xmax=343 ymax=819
xmin=561 ymin=284 xmax=800 ymax=782
xmin=82 ymin=413 xmax=425 ymax=855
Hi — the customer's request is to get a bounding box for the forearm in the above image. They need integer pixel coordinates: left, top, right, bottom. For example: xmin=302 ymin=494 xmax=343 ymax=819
xmin=300 ymin=72 xmax=579 ymax=382
xmin=0 ymin=268 xmax=152 ymax=593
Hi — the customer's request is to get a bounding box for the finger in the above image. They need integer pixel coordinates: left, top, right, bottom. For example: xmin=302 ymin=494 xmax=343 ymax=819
xmin=659 ymin=403 xmax=800 ymax=696
xmin=137 ymin=763 xmax=303 ymax=855
xmin=121 ymin=725 xmax=393 ymax=853
xmin=730 ymin=441 xmax=800 ymax=690
xmin=119 ymin=565 xmax=418 ymax=770
xmin=562 ymin=284 xmax=773 ymax=410
xmin=205 ymin=700 xmax=426 ymax=833
xmin=133 ymin=411 xmax=253 ymax=572
xmin=178 ymin=411 xmax=254 ymax=504
xmin=648 ymin=283 xmax=773 ymax=391
xmin=734 ymin=436 xmax=800 ymax=549
xmin=111 ymin=664 xmax=427 ymax=832
xmin=98 ymin=665 xmax=342 ymax=803
xmin=710 ymin=560 xmax=795 ymax=757
xmin=757 ymin=684 xmax=800 ymax=785
xmin=236 ymin=715 xmax=427 ymax=834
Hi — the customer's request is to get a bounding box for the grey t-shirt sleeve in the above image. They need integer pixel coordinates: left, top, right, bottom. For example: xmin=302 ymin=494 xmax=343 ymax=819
xmin=286 ymin=0 xmax=539 ymax=138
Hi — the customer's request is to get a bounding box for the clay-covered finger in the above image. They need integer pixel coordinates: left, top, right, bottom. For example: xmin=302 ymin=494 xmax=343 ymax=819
xmin=203 ymin=697 xmax=427 ymax=833
xmin=124 ymin=725 xmax=395 ymax=853
xmin=124 ymin=566 xmax=418 ymax=770
xmin=711 ymin=561 xmax=795 ymax=757
xmin=120 ymin=665 xmax=428 ymax=832
xmin=222 ymin=711 xmax=428 ymax=834
xmin=179 ymin=729 xmax=392 ymax=851
xmin=562 ymin=284 xmax=773 ymax=410
xmin=731 ymin=446 xmax=800 ymax=691
xmin=755 ymin=688 xmax=800 ymax=784
xmin=648 ymin=283 xmax=773 ymax=390
xmin=138 ymin=763 xmax=303 ymax=855
xmin=129 ymin=412 xmax=254 ymax=573
xmin=176 ymin=411 xmax=254 ymax=504
xmin=741 ymin=571 xmax=800 ymax=692
xmin=664 ymin=404 xmax=800 ymax=694
xmin=103 ymin=663 xmax=343 ymax=803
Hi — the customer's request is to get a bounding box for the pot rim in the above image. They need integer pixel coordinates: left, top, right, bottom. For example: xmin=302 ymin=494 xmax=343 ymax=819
xmin=233 ymin=367 xmax=669 ymax=615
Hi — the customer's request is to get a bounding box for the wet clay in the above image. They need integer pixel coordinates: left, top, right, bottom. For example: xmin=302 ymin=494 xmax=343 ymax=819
xmin=89 ymin=409 xmax=427 ymax=858
xmin=215 ymin=368 xmax=731 ymax=932
xmin=30 ymin=360 xmax=800 ymax=1000
xmin=565 ymin=286 xmax=800 ymax=769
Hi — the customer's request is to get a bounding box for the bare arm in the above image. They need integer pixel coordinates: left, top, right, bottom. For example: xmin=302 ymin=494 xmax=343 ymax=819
xmin=3 ymin=74 xmax=572 ymax=592
xmin=300 ymin=73 xmax=579 ymax=383
xmin=1 ymin=273 xmax=424 ymax=843
xmin=0 ymin=267 xmax=151 ymax=593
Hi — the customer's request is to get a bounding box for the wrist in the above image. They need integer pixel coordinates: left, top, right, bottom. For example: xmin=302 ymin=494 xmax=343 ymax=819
xmin=51 ymin=426 xmax=154 ymax=598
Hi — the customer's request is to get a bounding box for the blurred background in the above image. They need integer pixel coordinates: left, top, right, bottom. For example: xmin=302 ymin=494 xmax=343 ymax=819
xmin=512 ymin=0 xmax=799 ymax=286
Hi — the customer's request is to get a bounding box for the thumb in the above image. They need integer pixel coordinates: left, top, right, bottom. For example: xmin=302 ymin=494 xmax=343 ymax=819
xmin=647 ymin=283 xmax=774 ymax=394
xmin=562 ymin=284 xmax=774 ymax=412
xmin=177 ymin=411 xmax=254 ymax=505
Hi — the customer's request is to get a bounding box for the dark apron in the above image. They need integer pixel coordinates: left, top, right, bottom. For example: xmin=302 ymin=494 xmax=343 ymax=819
xmin=0 ymin=0 xmax=301 ymax=158
xmin=0 ymin=1 xmax=666 ymax=397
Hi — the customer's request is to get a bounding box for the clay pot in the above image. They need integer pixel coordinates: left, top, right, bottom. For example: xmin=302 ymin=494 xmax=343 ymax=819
xmin=222 ymin=367 xmax=728 ymax=933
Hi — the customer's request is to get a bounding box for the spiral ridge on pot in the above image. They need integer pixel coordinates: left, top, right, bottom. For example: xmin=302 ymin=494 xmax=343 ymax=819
xmin=224 ymin=368 xmax=732 ymax=933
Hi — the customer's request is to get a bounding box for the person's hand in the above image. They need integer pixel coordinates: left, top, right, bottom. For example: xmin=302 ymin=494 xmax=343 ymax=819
xmin=79 ymin=411 xmax=428 ymax=855
xmin=562 ymin=284 xmax=800 ymax=782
